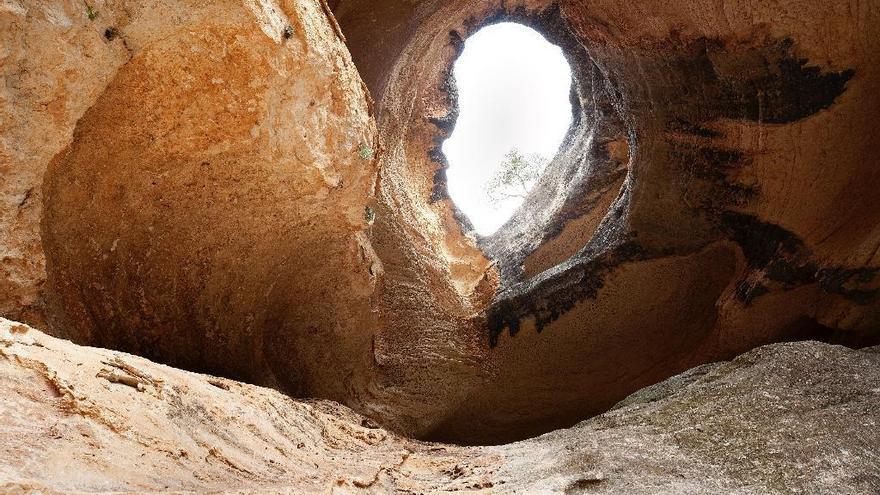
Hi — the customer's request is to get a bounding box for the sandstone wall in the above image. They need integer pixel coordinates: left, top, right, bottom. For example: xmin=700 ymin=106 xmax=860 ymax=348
xmin=39 ymin=0 xmax=379 ymax=403
xmin=3 ymin=0 xmax=879 ymax=447
xmin=334 ymin=0 xmax=880 ymax=443
xmin=1 ymin=0 xmax=132 ymax=324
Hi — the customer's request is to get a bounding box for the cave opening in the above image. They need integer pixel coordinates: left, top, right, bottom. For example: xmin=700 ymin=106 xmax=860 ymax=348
xmin=441 ymin=22 xmax=573 ymax=236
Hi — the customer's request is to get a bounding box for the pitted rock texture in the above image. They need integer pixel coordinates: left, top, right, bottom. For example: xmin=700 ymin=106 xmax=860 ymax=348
xmin=2 ymin=318 xmax=879 ymax=494
xmin=36 ymin=0 xmax=379 ymax=403
xmin=0 ymin=0 xmax=133 ymax=325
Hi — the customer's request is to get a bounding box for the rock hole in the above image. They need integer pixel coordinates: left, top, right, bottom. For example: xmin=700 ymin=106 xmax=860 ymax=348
xmin=442 ymin=22 xmax=572 ymax=236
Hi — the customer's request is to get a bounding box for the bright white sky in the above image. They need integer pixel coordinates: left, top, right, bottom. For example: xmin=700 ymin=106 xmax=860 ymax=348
xmin=442 ymin=22 xmax=572 ymax=236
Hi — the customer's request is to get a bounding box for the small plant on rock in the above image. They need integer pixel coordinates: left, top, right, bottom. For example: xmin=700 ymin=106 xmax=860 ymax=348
xmin=85 ymin=2 xmax=98 ymax=20
xmin=485 ymin=148 xmax=548 ymax=206
xmin=358 ymin=144 xmax=374 ymax=160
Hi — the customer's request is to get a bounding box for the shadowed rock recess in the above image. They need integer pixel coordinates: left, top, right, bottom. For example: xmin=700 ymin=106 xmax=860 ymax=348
xmin=1 ymin=0 xmax=879 ymax=491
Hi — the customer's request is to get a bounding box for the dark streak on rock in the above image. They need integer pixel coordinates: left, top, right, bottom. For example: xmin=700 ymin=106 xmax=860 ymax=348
xmin=479 ymin=23 xmax=857 ymax=342
xmin=104 ymin=27 xmax=119 ymax=41
xmin=722 ymin=212 xmax=879 ymax=306
xmin=667 ymin=118 xmax=723 ymax=138
xmin=429 ymin=168 xmax=449 ymax=203
xmin=636 ymin=33 xmax=855 ymax=125
xmin=721 ymin=212 xmax=819 ymax=300
xmin=734 ymin=280 xmax=770 ymax=305
xmin=817 ymin=267 xmax=879 ymax=305
xmin=670 ymin=142 xmax=757 ymax=209
xmin=487 ymin=240 xmax=646 ymax=346
xmin=18 ymin=188 xmax=33 ymax=208
xmin=720 ymin=212 xmax=809 ymax=270
xmin=708 ymin=38 xmax=855 ymax=124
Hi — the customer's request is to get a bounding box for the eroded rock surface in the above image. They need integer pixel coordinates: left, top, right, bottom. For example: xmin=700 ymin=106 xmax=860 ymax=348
xmin=0 ymin=0 xmax=133 ymax=325
xmin=2 ymin=318 xmax=878 ymax=494
xmin=35 ymin=0 xmax=379 ymax=404
xmin=4 ymin=0 xmax=880 ymax=448
xmin=334 ymin=0 xmax=880 ymax=442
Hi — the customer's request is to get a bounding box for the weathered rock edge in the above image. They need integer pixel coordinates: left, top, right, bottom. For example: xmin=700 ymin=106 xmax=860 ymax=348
xmin=2 ymin=317 xmax=877 ymax=494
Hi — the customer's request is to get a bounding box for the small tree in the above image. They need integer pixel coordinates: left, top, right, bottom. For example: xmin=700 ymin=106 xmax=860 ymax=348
xmin=485 ymin=148 xmax=548 ymax=205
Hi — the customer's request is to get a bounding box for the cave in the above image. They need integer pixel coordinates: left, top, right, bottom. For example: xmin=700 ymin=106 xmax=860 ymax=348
xmin=2 ymin=0 xmax=880 ymax=492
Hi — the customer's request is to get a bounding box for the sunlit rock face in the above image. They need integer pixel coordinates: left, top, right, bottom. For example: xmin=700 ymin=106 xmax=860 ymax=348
xmin=2 ymin=0 xmax=879 ymax=454
xmin=38 ymin=0 xmax=379 ymax=403
xmin=0 ymin=0 xmax=135 ymax=327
